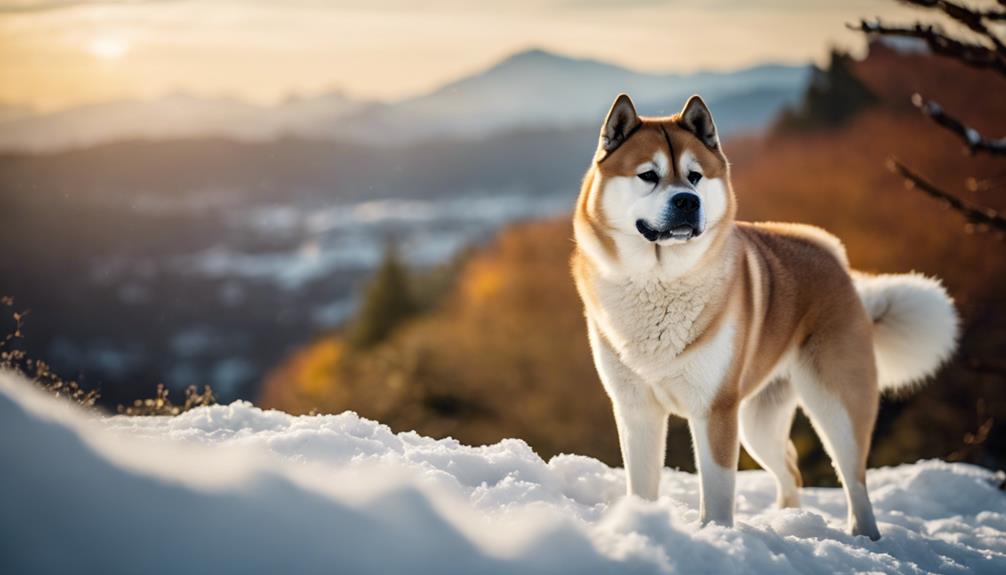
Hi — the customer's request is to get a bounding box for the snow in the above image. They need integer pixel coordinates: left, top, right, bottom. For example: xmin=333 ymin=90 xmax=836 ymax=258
xmin=177 ymin=193 xmax=572 ymax=290
xmin=965 ymin=128 xmax=981 ymax=146
xmin=2 ymin=371 xmax=1004 ymax=574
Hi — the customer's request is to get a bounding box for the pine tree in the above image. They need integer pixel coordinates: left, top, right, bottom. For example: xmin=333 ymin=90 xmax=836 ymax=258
xmin=775 ymin=49 xmax=877 ymax=133
xmin=346 ymin=242 xmax=416 ymax=349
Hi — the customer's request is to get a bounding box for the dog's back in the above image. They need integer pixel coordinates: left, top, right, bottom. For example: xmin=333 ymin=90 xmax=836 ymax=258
xmin=732 ymin=222 xmax=867 ymax=395
xmin=737 ymin=221 xmax=958 ymax=393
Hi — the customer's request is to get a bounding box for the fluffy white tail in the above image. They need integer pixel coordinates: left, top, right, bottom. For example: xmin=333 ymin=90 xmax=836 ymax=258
xmin=854 ymin=272 xmax=959 ymax=393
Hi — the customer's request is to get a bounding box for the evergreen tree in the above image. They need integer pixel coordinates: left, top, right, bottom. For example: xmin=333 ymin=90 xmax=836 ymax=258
xmin=346 ymin=242 xmax=416 ymax=349
xmin=775 ymin=49 xmax=876 ymax=133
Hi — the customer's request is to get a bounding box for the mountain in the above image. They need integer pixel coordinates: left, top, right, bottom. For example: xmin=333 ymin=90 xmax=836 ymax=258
xmin=0 ymin=92 xmax=365 ymax=152
xmin=333 ymin=49 xmax=807 ymax=143
xmin=0 ymin=49 xmax=809 ymax=152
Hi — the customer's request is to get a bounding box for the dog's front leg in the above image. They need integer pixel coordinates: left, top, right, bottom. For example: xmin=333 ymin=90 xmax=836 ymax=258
xmin=688 ymin=404 xmax=739 ymax=526
xmin=588 ymin=323 xmax=667 ymax=500
xmin=611 ymin=386 xmax=668 ymax=500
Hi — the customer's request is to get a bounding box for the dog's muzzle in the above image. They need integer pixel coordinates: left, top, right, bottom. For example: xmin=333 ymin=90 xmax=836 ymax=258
xmin=636 ymin=192 xmax=704 ymax=242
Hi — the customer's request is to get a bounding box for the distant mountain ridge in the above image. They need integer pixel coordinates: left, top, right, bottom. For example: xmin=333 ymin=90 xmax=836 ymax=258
xmin=0 ymin=92 xmax=366 ymax=153
xmin=0 ymin=48 xmax=810 ymax=152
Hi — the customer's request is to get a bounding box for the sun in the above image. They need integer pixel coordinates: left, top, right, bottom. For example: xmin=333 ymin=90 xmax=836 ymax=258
xmin=87 ymin=36 xmax=131 ymax=61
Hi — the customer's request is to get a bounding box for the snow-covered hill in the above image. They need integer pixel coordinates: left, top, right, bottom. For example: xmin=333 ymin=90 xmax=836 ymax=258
xmin=1 ymin=371 xmax=1003 ymax=574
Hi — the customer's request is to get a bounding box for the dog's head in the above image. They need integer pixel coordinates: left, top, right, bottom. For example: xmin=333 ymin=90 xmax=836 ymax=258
xmin=576 ymin=93 xmax=734 ymax=274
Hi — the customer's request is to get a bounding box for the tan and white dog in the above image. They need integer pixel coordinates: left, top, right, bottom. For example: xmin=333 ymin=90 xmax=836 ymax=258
xmin=572 ymin=93 xmax=959 ymax=540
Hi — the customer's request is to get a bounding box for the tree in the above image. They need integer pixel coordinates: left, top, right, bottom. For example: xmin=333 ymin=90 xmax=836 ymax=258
xmin=775 ymin=48 xmax=877 ymax=132
xmin=849 ymin=0 xmax=1006 ymax=237
xmin=345 ymin=242 xmax=416 ymax=349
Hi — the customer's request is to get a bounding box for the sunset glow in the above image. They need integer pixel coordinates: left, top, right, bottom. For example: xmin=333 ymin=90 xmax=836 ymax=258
xmin=0 ymin=0 xmax=925 ymax=112
xmin=87 ymin=36 xmax=130 ymax=61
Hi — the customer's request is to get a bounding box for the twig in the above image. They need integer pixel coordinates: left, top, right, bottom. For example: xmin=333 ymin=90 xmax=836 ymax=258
xmin=947 ymin=416 xmax=995 ymax=461
xmin=912 ymin=94 xmax=1006 ymax=154
xmin=1 ymin=301 xmax=27 ymax=349
xmin=887 ymin=158 xmax=1006 ymax=234
xmin=847 ymin=20 xmax=1006 ymax=76
xmin=947 ymin=398 xmax=996 ymax=463
xmin=898 ymin=0 xmax=1006 ymax=54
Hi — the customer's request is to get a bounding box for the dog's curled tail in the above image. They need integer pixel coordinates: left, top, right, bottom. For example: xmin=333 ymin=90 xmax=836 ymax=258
xmin=854 ymin=272 xmax=959 ymax=394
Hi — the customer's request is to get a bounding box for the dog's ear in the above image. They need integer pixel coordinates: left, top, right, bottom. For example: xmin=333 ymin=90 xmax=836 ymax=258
xmin=597 ymin=93 xmax=640 ymax=161
xmin=679 ymin=95 xmax=719 ymax=150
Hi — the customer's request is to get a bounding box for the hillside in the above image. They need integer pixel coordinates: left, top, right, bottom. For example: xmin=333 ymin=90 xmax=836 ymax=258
xmin=261 ymin=46 xmax=1006 ymax=482
xmin=0 ymin=127 xmax=591 ymax=407
xmin=3 ymin=372 xmax=1005 ymax=574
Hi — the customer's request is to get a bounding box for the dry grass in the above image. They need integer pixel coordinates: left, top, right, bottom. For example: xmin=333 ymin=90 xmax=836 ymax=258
xmin=1 ymin=296 xmax=100 ymax=408
xmin=3 ymin=295 xmax=217 ymax=416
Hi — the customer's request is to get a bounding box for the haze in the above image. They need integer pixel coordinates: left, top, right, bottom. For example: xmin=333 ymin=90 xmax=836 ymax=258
xmin=1 ymin=0 xmax=917 ymax=112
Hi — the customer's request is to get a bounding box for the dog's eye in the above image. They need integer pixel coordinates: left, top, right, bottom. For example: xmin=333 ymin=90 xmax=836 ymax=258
xmin=687 ymin=171 xmax=703 ymax=186
xmin=637 ymin=170 xmax=659 ymax=184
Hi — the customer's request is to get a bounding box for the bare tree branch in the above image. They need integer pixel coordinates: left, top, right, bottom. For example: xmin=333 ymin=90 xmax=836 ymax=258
xmin=980 ymin=7 xmax=1006 ymax=20
xmin=847 ymin=20 xmax=1006 ymax=76
xmin=898 ymin=0 xmax=1005 ymax=54
xmin=984 ymin=5 xmax=1006 ymax=21
xmin=912 ymin=94 xmax=1006 ymax=154
xmin=887 ymin=158 xmax=1006 ymax=235
xmin=851 ymin=3 xmax=1006 ymax=242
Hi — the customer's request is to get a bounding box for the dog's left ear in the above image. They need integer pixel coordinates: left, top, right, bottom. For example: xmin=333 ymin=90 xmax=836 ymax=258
xmin=679 ymin=95 xmax=719 ymax=150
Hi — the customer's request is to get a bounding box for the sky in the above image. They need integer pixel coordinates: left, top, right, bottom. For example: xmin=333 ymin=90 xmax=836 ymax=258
xmin=0 ymin=0 xmax=923 ymax=112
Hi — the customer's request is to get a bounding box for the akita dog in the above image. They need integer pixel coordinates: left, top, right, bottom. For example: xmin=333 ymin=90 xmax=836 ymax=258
xmin=572 ymin=93 xmax=959 ymax=540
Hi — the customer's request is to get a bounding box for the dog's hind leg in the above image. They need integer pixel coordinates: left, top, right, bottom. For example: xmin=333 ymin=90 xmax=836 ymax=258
xmin=791 ymin=334 xmax=881 ymax=540
xmin=739 ymin=378 xmax=802 ymax=509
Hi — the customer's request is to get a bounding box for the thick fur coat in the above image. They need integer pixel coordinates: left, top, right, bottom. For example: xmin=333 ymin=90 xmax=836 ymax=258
xmin=572 ymin=94 xmax=959 ymax=540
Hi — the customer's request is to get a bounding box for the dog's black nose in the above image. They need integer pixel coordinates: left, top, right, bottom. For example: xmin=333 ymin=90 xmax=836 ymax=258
xmin=671 ymin=192 xmax=700 ymax=214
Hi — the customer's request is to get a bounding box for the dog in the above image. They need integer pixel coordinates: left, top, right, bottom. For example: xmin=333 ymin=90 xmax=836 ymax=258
xmin=571 ymin=93 xmax=959 ymax=540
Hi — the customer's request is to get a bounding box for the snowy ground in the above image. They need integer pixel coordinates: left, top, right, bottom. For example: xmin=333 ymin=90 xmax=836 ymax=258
xmin=2 ymin=372 xmax=1004 ymax=574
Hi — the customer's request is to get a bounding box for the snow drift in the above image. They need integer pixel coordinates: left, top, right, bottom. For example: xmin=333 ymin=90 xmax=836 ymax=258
xmin=1 ymin=371 xmax=1003 ymax=575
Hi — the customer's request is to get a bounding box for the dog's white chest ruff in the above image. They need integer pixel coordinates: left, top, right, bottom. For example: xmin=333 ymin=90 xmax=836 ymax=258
xmin=595 ymin=277 xmax=706 ymax=359
xmin=591 ymin=270 xmax=734 ymax=393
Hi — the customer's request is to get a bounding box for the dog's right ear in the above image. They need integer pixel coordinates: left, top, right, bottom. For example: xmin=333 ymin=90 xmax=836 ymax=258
xmin=597 ymin=93 xmax=640 ymax=162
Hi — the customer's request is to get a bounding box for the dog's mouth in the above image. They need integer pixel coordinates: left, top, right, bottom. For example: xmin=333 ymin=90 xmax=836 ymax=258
xmin=635 ymin=220 xmax=701 ymax=243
